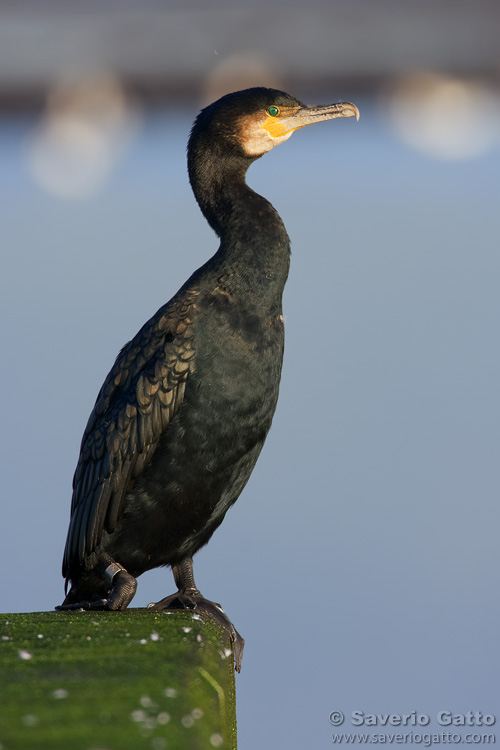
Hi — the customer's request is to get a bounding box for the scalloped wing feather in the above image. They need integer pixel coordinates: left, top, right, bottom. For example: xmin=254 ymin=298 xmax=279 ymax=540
xmin=62 ymin=290 xmax=198 ymax=577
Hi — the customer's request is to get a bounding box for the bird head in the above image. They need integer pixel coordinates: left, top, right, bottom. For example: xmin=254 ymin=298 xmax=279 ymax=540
xmin=190 ymin=87 xmax=359 ymax=160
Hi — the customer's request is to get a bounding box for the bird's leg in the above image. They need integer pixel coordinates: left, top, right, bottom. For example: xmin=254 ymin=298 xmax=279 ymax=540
xmin=56 ymin=554 xmax=137 ymax=611
xmin=147 ymin=557 xmax=245 ymax=672
xmin=173 ymin=557 xmax=201 ymax=598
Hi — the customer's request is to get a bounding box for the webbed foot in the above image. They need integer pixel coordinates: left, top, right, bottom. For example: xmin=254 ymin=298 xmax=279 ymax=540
xmin=147 ymin=590 xmax=244 ymax=672
xmin=56 ymin=564 xmax=137 ymax=612
xmin=147 ymin=557 xmax=244 ymax=672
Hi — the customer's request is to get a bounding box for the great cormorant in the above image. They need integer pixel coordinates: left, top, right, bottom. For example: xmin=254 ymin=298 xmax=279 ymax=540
xmin=57 ymin=87 xmax=359 ymax=671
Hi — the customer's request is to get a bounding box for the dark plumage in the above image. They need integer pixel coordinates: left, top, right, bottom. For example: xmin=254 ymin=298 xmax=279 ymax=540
xmin=57 ymin=87 xmax=359 ymax=670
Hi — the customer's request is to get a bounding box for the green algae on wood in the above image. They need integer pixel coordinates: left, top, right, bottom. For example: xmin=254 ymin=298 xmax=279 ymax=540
xmin=0 ymin=610 xmax=237 ymax=750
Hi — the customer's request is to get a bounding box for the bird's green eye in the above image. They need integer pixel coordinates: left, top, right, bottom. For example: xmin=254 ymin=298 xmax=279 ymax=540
xmin=267 ymin=106 xmax=280 ymax=117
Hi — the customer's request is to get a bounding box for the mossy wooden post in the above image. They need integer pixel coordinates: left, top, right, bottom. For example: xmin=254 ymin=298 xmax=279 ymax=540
xmin=0 ymin=610 xmax=237 ymax=749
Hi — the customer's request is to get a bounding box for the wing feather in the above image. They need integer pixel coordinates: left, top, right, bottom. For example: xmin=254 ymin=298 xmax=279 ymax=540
xmin=62 ymin=289 xmax=199 ymax=578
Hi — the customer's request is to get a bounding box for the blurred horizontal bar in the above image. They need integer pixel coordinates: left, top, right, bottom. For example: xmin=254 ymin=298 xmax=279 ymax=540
xmin=0 ymin=1 xmax=498 ymax=106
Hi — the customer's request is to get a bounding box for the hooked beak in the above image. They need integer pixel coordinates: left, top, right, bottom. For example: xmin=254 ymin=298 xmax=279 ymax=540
xmin=278 ymin=101 xmax=360 ymax=134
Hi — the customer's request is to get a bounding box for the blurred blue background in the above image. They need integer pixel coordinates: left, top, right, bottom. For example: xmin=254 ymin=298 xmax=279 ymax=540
xmin=1 ymin=2 xmax=499 ymax=748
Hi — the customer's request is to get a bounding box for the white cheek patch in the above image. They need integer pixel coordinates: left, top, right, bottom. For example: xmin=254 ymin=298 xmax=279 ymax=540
xmin=241 ymin=126 xmax=294 ymax=156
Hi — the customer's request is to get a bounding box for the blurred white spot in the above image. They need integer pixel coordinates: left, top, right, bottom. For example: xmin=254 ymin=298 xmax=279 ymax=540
xmin=157 ymin=711 xmax=170 ymax=725
xmin=130 ymin=709 xmax=147 ymax=722
xmin=22 ymin=714 xmax=38 ymax=727
xmin=164 ymin=687 xmax=177 ymax=698
xmin=191 ymin=707 xmax=203 ymax=720
xmin=181 ymin=714 xmax=195 ymax=728
xmin=150 ymin=631 xmax=160 ymax=641
xmin=139 ymin=696 xmax=153 ymax=708
xmin=203 ymin=52 xmax=282 ymax=105
xmin=210 ymin=733 xmax=224 ymax=747
xmin=37 ymin=634 xmax=44 ymax=639
xmin=182 ymin=626 xmax=192 ymax=633
xmin=151 ymin=738 xmax=167 ymax=750
xmin=18 ymin=649 xmax=33 ymax=660
xmin=196 ymin=634 xmax=203 ymax=643
xmin=139 ymin=639 xmax=148 ymax=644
xmin=26 ymin=72 xmax=141 ymax=199
xmin=52 ymin=688 xmax=68 ymax=699
xmin=384 ymin=72 xmax=500 ymax=160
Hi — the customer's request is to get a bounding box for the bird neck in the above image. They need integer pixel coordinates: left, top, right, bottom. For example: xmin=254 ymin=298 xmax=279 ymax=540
xmin=188 ymin=142 xmax=291 ymax=300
